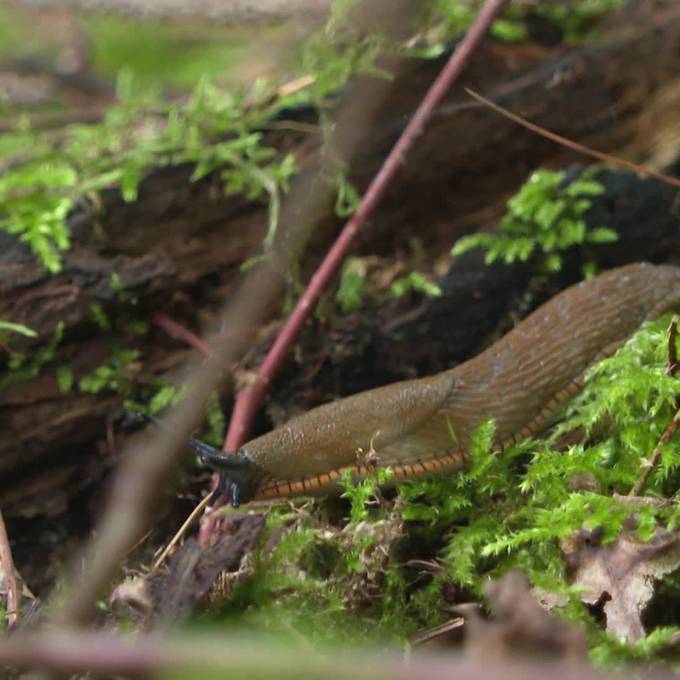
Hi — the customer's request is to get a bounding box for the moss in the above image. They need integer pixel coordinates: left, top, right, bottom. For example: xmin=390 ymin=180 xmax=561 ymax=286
xmin=452 ymin=168 xmax=617 ymax=276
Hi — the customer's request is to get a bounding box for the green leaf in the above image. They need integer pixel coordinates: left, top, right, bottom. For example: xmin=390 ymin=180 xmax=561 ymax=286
xmin=389 ymin=272 xmax=442 ymax=299
xmin=56 ymin=365 xmax=74 ymax=393
xmin=490 ymin=18 xmax=527 ymax=42
xmin=566 ymin=179 xmax=606 ymax=197
xmin=336 ymin=270 xmax=365 ymax=314
xmin=148 ymin=383 xmax=179 ymax=415
xmin=587 ymin=227 xmax=618 ymax=244
xmin=0 ymin=321 xmax=36 ymax=337
xmin=90 ymin=303 xmax=112 ymax=332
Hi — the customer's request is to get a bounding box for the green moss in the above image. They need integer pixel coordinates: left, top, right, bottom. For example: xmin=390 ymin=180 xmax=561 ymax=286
xmin=452 ymin=168 xmax=616 ymax=276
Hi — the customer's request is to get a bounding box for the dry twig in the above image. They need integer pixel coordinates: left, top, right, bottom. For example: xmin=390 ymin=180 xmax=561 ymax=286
xmin=152 ymin=313 xmax=224 ymax=364
xmin=666 ymin=316 xmax=679 ymax=376
xmin=464 ymin=88 xmax=680 ymax=189
xmin=0 ymin=510 xmax=20 ymax=627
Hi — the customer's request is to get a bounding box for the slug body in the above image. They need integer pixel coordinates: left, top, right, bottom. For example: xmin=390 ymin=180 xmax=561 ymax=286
xmin=206 ymin=263 xmax=680 ymax=506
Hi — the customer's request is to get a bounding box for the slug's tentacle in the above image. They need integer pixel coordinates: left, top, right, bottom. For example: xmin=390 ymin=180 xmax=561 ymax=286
xmin=187 ymin=441 xmax=263 ymax=507
xmin=135 ymin=411 xmax=263 ymax=506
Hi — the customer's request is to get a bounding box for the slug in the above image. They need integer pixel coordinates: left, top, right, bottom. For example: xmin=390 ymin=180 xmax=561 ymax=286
xmin=193 ymin=262 xmax=680 ymax=507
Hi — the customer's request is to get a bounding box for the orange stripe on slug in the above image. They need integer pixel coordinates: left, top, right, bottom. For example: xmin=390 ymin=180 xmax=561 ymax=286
xmin=289 ymin=480 xmax=306 ymax=494
xmin=256 ymin=449 xmax=471 ymax=500
xmin=398 ymin=464 xmax=416 ymax=477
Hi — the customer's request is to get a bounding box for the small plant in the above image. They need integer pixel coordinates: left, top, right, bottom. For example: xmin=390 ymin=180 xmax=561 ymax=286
xmin=336 ymin=258 xmax=368 ymax=314
xmin=339 ymin=466 xmax=394 ymax=524
xmin=0 ymin=0 xmax=396 ymax=276
xmin=0 ymin=320 xmax=36 ymax=353
xmin=389 ymin=272 xmax=442 ymax=299
xmin=0 ymin=321 xmax=64 ymax=390
xmin=336 ymin=258 xmax=442 ymax=314
xmin=417 ymin=0 xmax=627 ymax=55
xmin=78 ymin=348 xmax=141 ymax=395
xmin=536 ymin=0 xmax=627 ymax=43
xmin=451 ymin=168 xmax=617 ymax=275
xmin=203 ymin=391 xmax=227 ymax=447
xmin=0 ymin=72 xmax=300 ymax=274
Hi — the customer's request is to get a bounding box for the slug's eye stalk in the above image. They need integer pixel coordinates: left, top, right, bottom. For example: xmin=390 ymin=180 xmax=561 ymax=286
xmin=133 ymin=411 xmax=261 ymax=507
xmin=186 ymin=438 xmax=260 ymax=508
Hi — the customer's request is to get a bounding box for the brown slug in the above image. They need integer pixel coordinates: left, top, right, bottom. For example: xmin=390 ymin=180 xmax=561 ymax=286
xmin=195 ymin=262 xmax=680 ymax=506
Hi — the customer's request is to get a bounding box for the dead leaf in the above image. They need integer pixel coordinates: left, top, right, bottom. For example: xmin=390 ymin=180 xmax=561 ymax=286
xmin=563 ymin=526 xmax=680 ymax=642
xmin=464 ymin=571 xmax=586 ymax=662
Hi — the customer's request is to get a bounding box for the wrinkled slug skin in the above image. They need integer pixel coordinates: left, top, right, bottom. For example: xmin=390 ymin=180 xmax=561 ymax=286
xmin=241 ymin=263 xmax=680 ymax=499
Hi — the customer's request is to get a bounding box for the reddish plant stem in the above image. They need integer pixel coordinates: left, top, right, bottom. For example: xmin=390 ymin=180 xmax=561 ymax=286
xmin=152 ymin=313 xmax=223 ymax=364
xmin=223 ymin=0 xmax=510 ymax=453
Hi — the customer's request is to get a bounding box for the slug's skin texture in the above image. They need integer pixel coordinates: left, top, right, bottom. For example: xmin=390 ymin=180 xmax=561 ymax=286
xmin=207 ymin=263 xmax=680 ymax=505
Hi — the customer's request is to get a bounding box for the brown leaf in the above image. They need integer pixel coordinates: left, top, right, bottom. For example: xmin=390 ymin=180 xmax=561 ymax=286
xmin=463 ymin=571 xmax=586 ymax=662
xmin=563 ymin=526 xmax=680 ymax=642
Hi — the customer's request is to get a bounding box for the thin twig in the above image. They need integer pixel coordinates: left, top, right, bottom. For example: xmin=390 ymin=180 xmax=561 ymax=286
xmin=151 ymin=492 xmax=214 ymax=572
xmin=629 ymin=406 xmax=680 ymax=497
xmin=0 ymin=510 xmax=20 ymax=627
xmin=666 ymin=316 xmax=679 ymax=376
xmin=465 ymin=88 xmax=680 ymax=189
xmin=222 ymin=0 xmax=511 ymax=454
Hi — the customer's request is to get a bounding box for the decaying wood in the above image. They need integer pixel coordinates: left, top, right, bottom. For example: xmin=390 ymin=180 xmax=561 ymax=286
xmin=147 ymin=513 xmax=265 ymax=625
xmin=1 ymin=5 xmax=679 ymax=529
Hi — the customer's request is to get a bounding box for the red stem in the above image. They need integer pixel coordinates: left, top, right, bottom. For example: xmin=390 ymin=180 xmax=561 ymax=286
xmin=152 ymin=313 xmax=221 ymax=363
xmin=224 ymin=0 xmax=509 ymax=453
